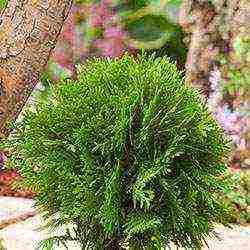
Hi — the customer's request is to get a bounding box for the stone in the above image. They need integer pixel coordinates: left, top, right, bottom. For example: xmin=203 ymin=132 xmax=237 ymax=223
xmin=0 ymin=197 xmax=35 ymax=225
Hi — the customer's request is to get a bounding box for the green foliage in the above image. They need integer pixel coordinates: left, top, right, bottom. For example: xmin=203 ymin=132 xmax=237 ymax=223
xmin=38 ymin=72 xmax=53 ymax=104
xmin=0 ymin=239 xmax=6 ymax=250
xmin=0 ymin=0 xmax=7 ymax=9
xmin=121 ymin=0 xmax=183 ymax=49
xmin=140 ymin=27 xmax=188 ymax=68
xmin=219 ymin=37 xmax=250 ymax=100
xmin=125 ymin=14 xmax=173 ymax=42
xmin=8 ymin=53 xmax=232 ymax=249
xmin=218 ymin=171 xmax=250 ymax=224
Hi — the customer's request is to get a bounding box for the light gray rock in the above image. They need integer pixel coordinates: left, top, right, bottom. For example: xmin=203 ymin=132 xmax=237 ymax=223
xmin=0 ymin=214 xmax=81 ymax=250
xmin=0 ymin=197 xmax=35 ymax=224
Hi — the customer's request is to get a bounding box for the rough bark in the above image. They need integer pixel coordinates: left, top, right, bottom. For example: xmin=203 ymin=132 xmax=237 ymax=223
xmin=180 ymin=0 xmax=250 ymax=168
xmin=179 ymin=0 xmax=224 ymax=96
xmin=179 ymin=0 xmax=249 ymax=95
xmin=0 ymin=0 xmax=72 ymax=138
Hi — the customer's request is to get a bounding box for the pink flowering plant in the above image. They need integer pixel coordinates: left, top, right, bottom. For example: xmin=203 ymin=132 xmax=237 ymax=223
xmin=46 ymin=0 xmax=183 ymax=81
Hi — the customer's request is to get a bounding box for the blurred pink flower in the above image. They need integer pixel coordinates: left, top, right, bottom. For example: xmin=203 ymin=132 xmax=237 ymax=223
xmin=105 ymin=26 xmax=125 ymax=38
xmin=90 ymin=2 xmax=113 ymax=27
xmin=94 ymin=37 xmax=125 ymax=57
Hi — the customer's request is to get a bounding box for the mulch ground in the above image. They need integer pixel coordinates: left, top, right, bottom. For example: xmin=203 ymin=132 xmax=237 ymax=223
xmin=0 ymin=170 xmax=35 ymax=198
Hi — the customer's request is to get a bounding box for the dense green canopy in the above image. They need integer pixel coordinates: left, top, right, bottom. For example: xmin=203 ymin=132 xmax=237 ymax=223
xmin=8 ymin=53 xmax=231 ymax=249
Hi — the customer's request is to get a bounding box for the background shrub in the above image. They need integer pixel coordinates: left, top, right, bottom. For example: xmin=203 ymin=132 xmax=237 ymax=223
xmin=218 ymin=171 xmax=250 ymax=224
xmin=8 ymin=53 xmax=232 ymax=249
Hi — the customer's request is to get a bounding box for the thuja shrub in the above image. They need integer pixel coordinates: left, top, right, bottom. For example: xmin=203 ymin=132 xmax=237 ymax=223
xmin=8 ymin=54 xmax=232 ymax=249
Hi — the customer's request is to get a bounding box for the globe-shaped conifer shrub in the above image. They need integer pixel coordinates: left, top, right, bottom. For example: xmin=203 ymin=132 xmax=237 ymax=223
xmin=9 ymin=54 xmax=231 ymax=249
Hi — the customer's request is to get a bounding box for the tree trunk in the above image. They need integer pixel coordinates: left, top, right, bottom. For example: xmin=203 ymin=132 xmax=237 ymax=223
xmin=179 ymin=0 xmax=223 ymax=96
xmin=180 ymin=0 xmax=250 ymax=168
xmin=0 ymin=0 xmax=72 ymax=138
xmin=179 ymin=0 xmax=249 ymax=96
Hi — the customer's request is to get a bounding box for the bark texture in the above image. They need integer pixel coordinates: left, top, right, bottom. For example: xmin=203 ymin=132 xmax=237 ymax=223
xmin=0 ymin=0 xmax=72 ymax=138
xmin=179 ymin=0 xmax=224 ymax=95
xmin=179 ymin=0 xmax=249 ymax=96
xmin=180 ymin=0 xmax=250 ymax=168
